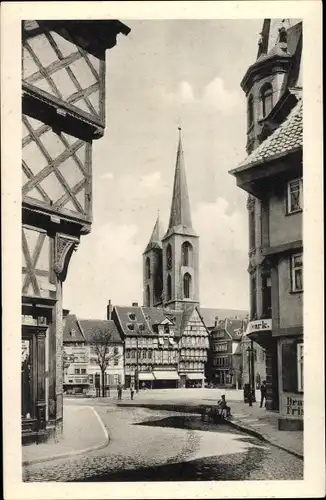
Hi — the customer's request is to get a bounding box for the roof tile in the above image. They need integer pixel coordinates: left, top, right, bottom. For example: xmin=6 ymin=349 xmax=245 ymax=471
xmin=238 ymin=99 xmax=302 ymax=169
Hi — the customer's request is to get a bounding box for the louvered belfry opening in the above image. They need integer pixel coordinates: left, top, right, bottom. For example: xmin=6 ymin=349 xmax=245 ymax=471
xmin=21 ymin=19 xmax=130 ymax=445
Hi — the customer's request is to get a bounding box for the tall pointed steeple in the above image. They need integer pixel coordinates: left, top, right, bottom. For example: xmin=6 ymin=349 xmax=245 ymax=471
xmin=164 ymin=128 xmax=196 ymax=239
xmin=144 ymin=211 xmax=162 ymax=253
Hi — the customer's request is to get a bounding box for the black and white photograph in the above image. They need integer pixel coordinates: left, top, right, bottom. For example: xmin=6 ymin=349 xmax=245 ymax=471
xmin=2 ymin=1 xmax=324 ymax=499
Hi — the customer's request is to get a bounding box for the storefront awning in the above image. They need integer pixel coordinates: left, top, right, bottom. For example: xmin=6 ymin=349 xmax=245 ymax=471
xmin=138 ymin=372 xmax=155 ymax=381
xmin=153 ymin=371 xmax=180 ymax=380
xmin=186 ymin=373 xmax=204 ymax=380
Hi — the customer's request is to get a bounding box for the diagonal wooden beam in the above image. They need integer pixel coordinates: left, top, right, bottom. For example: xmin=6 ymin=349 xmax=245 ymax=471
xmin=32 ymin=232 xmax=46 ymax=271
xmin=24 ymin=40 xmax=63 ymax=100
xmin=45 ymin=30 xmax=98 ymax=118
xmin=22 ymin=117 xmax=84 ymax=212
xmin=22 ymin=159 xmax=52 ymax=203
xmin=25 ymin=50 xmax=82 ymax=85
xmin=53 ymin=179 xmax=87 ymax=211
xmin=22 ymin=228 xmax=40 ymax=295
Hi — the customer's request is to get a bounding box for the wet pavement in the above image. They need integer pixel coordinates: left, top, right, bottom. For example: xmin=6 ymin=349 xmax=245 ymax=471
xmin=23 ymin=406 xmax=303 ymax=482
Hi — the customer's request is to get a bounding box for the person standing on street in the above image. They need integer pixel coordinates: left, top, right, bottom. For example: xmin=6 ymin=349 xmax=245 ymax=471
xmin=260 ymin=380 xmax=267 ymax=408
xmin=130 ymin=386 xmax=135 ymax=400
xmin=117 ymin=383 xmax=122 ymax=400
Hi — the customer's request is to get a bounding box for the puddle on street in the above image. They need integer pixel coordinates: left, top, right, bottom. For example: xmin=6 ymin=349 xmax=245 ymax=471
xmin=135 ymin=414 xmax=245 ymax=436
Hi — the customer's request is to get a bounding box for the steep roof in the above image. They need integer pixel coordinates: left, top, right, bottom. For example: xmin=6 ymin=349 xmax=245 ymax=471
xmin=142 ymin=307 xmax=183 ymax=337
xmin=113 ymin=306 xmax=153 ymax=337
xmin=78 ymin=319 xmax=122 ymax=344
xmin=212 ymin=318 xmax=246 ymax=340
xmin=63 ymin=314 xmax=85 ymax=342
xmin=113 ymin=304 xmax=202 ymax=339
xmin=163 ymin=128 xmax=197 ymax=239
xmin=199 ymin=307 xmax=248 ymax=328
xmin=225 ymin=318 xmax=247 ymax=340
xmin=144 ymin=214 xmax=163 ymax=253
xmin=235 ymin=98 xmax=302 ymax=171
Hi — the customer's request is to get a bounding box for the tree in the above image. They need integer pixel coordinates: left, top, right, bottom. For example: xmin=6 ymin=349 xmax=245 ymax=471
xmin=88 ymin=328 xmax=122 ymax=397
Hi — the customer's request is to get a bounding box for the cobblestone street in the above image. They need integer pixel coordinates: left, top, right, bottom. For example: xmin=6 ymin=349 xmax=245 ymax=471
xmin=23 ymin=405 xmax=303 ymax=482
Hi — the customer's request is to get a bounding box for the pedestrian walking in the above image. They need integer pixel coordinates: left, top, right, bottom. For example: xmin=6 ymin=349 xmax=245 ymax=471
xmin=260 ymin=380 xmax=267 ymax=408
xmin=117 ymin=383 xmax=122 ymax=400
xmin=130 ymin=386 xmax=135 ymax=400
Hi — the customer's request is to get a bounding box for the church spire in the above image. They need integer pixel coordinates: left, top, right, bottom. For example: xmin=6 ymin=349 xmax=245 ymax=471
xmin=164 ymin=128 xmax=195 ymax=238
xmin=144 ymin=211 xmax=162 ymax=253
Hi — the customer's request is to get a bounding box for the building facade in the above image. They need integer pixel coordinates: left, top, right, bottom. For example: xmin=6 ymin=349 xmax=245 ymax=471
xmin=209 ymin=318 xmax=246 ymax=388
xmin=112 ymin=304 xmax=182 ymax=389
xmin=230 ymin=19 xmax=303 ymax=430
xmin=21 ymin=20 xmax=130 ymax=443
xmin=63 ymin=313 xmax=124 ymax=394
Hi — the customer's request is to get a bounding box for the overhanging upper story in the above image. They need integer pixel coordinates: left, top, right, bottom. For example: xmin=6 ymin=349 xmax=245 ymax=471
xmin=22 ymin=20 xmax=130 ymax=233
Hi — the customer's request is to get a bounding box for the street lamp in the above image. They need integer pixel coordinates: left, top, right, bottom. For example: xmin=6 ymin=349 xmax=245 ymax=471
xmin=246 ymin=340 xmax=256 ymax=405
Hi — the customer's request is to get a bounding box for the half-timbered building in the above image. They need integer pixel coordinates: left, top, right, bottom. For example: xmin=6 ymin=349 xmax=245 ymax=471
xmin=21 ymin=20 xmax=130 ymax=443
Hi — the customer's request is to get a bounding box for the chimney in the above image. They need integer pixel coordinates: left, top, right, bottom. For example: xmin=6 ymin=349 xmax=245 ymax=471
xmin=214 ymin=316 xmax=219 ymax=327
xmin=107 ymin=300 xmax=112 ymax=320
xmin=132 ymin=302 xmax=138 ymax=307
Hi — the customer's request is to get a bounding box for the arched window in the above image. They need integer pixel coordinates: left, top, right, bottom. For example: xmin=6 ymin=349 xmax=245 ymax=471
xmin=146 ymin=285 xmax=150 ymax=307
xmin=167 ymin=274 xmax=172 ymax=301
xmin=247 ymin=94 xmax=254 ymax=128
xmin=183 ymin=272 xmax=191 ymax=299
xmin=261 ymin=83 xmax=273 ymax=118
xmin=145 ymin=257 xmax=150 ymax=279
xmin=166 ymin=244 xmax=172 ymax=270
xmin=181 ymin=241 xmax=192 ymax=266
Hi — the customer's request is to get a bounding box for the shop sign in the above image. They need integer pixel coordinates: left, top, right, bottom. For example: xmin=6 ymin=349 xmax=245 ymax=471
xmin=283 ymin=395 xmax=304 ymax=418
xmin=22 ymin=315 xmax=37 ymax=326
xmin=246 ymin=318 xmax=272 ymax=335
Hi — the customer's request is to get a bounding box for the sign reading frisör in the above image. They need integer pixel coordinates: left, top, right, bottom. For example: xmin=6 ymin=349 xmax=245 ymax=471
xmin=281 ymin=393 xmax=304 ymax=418
xmin=246 ymin=318 xmax=272 ymax=335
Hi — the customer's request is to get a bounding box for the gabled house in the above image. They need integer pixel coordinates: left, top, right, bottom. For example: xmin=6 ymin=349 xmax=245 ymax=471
xmin=112 ymin=303 xmax=182 ymax=389
xmin=209 ymin=318 xmax=247 ymax=387
xmin=63 ymin=313 xmax=124 ymax=394
xmin=111 ymin=301 xmax=209 ymax=389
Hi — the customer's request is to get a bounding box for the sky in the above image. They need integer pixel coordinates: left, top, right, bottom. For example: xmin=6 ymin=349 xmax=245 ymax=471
xmin=63 ymin=19 xmax=263 ymax=319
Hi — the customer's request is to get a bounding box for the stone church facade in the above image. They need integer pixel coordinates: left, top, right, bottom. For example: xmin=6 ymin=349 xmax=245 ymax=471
xmin=140 ymin=128 xmax=209 ymax=387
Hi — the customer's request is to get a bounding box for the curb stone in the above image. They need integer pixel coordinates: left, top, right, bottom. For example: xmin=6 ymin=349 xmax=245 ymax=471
xmin=23 ymin=407 xmax=110 ymax=467
xmin=223 ymin=419 xmax=304 ymax=460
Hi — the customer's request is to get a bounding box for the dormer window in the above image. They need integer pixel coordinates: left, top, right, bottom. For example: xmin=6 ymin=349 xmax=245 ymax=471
xmin=128 ymin=313 xmax=136 ymax=321
xmin=138 ymin=323 xmax=145 ymax=331
xmin=247 ymin=94 xmax=254 ymax=128
xmin=261 ymin=83 xmax=273 ymax=118
xmin=164 ymin=324 xmax=169 ymax=334
xmin=127 ymin=323 xmax=135 ymax=331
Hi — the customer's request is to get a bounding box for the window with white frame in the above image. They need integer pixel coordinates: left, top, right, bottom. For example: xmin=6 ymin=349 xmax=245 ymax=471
xmin=297 ymin=343 xmax=304 ymax=392
xmin=287 ymin=178 xmax=303 ymax=214
xmin=291 ymin=253 xmax=303 ymax=292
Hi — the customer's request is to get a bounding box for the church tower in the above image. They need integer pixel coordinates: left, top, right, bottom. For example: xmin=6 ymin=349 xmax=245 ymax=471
xmin=142 ymin=213 xmax=163 ymax=307
xmin=161 ymin=128 xmax=199 ymax=310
